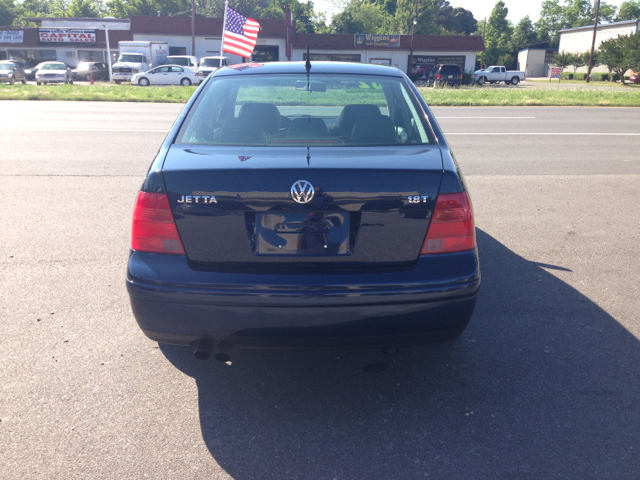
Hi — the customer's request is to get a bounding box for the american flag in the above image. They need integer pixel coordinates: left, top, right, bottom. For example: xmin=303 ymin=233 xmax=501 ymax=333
xmin=222 ymin=7 xmax=261 ymax=58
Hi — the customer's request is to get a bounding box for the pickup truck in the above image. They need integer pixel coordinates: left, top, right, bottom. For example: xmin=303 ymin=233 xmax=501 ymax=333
xmin=474 ymin=66 xmax=525 ymax=86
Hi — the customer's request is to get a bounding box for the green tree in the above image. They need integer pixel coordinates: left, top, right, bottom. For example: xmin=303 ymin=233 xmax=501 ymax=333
xmin=618 ymin=0 xmax=640 ymax=20
xmin=451 ymin=7 xmax=477 ymax=35
xmin=553 ymin=50 xmax=572 ymax=81
xmin=257 ymin=0 xmax=325 ymax=33
xmin=569 ymin=50 xmax=589 ymax=73
xmin=67 ymin=0 xmax=103 ymax=17
xmin=330 ymin=0 xmax=388 ymax=34
xmin=482 ymin=1 xmax=512 ymax=66
xmin=511 ymin=15 xmax=538 ymax=50
xmin=1 ymin=0 xmax=16 ymax=26
xmin=598 ymin=33 xmax=636 ymax=84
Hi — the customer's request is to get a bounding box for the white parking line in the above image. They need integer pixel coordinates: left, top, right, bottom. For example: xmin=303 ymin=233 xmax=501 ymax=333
xmin=0 ymin=128 xmax=168 ymax=132
xmin=437 ymin=117 xmax=536 ymax=119
xmin=446 ymin=132 xmax=640 ymax=136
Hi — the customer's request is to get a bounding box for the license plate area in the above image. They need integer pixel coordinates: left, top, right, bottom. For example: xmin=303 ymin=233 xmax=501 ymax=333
xmin=256 ymin=212 xmax=350 ymax=255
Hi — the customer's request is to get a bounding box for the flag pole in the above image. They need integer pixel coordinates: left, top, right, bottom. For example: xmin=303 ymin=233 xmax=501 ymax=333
xmin=219 ymin=0 xmax=228 ymax=61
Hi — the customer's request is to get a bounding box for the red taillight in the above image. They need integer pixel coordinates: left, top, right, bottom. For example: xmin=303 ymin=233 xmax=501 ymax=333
xmin=460 ymin=75 xmax=463 ymax=79
xmin=437 ymin=74 xmax=441 ymax=79
xmin=421 ymin=192 xmax=475 ymax=254
xmin=131 ymin=192 xmax=185 ymax=254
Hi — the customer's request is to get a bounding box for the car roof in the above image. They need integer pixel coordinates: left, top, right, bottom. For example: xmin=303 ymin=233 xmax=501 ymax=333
xmin=214 ymin=61 xmax=403 ymax=78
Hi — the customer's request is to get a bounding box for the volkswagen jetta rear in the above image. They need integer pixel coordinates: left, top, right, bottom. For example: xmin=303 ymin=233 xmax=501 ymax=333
xmin=126 ymin=62 xmax=480 ymax=352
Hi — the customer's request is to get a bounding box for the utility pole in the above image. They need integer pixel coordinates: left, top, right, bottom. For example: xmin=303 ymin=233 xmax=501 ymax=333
xmin=586 ymin=0 xmax=600 ymax=83
xmin=481 ymin=17 xmax=486 ymax=69
xmin=191 ymin=0 xmax=196 ymax=56
xmin=407 ymin=0 xmax=418 ymax=77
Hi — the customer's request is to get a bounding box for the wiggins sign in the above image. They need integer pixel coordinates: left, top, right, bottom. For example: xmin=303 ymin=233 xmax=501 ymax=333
xmin=354 ymin=34 xmax=400 ymax=48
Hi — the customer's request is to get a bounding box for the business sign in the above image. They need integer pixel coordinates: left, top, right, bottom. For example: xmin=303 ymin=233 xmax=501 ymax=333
xmin=550 ymin=67 xmax=562 ymax=79
xmin=354 ymin=34 xmax=400 ymax=48
xmin=0 ymin=31 xmax=24 ymax=44
xmin=39 ymin=29 xmax=96 ymax=43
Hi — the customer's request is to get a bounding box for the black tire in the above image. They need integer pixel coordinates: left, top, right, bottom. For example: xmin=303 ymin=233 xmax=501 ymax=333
xmin=477 ymin=76 xmax=485 ymax=86
xmin=36 ymin=81 xmax=41 ymax=86
xmin=115 ymin=80 xmax=122 ymax=85
xmin=138 ymin=77 xmax=150 ymax=87
xmin=21 ymin=78 xmax=26 ymax=85
xmin=69 ymin=78 xmax=73 ymax=85
xmin=511 ymin=76 xmax=520 ymax=85
xmin=9 ymin=75 xmax=14 ymax=85
xmin=180 ymin=77 xmax=192 ymax=86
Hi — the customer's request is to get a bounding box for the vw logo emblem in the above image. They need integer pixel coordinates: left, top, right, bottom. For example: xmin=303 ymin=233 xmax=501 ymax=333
xmin=291 ymin=180 xmax=314 ymax=204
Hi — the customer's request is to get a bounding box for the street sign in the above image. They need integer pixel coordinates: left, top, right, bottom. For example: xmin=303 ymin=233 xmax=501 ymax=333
xmin=550 ymin=67 xmax=562 ymax=79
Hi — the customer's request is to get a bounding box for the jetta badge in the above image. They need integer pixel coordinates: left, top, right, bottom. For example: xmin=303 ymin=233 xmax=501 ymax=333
xmin=291 ymin=180 xmax=314 ymax=204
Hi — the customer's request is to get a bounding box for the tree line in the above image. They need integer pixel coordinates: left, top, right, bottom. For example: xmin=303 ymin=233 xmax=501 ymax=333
xmin=2 ymin=0 xmax=640 ymax=55
xmin=479 ymin=0 xmax=640 ymax=69
xmin=553 ymin=32 xmax=640 ymax=83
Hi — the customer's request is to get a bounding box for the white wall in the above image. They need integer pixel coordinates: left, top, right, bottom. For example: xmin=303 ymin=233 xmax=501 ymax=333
xmin=133 ymin=33 xmax=285 ymax=64
xmin=291 ymin=48 xmax=477 ymax=73
xmin=558 ymin=21 xmax=639 ymax=54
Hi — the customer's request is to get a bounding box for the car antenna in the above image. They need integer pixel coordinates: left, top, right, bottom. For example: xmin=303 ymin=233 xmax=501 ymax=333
xmin=305 ymin=0 xmax=311 ymax=73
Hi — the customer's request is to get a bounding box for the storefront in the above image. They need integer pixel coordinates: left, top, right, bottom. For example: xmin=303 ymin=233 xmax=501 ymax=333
xmin=292 ymin=34 xmax=483 ymax=74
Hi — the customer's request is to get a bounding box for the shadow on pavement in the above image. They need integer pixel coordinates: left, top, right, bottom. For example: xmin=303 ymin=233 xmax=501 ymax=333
xmin=160 ymin=229 xmax=640 ymax=479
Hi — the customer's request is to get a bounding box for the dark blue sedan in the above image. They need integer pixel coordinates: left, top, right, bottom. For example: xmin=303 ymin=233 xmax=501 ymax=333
xmin=126 ymin=61 xmax=480 ymax=361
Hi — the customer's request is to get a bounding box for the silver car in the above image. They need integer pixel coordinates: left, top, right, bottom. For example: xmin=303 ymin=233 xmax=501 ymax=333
xmin=0 ymin=62 xmax=27 ymax=85
xmin=35 ymin=62 xmax=74 ymax=85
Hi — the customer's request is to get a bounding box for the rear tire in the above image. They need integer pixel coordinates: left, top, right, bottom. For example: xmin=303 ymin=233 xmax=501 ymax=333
xmin=115 ymin=80 xmax=122 ymax=85
xmin=477 ymin=77 xmax=484 ymax=86
xmin=69 ymin=78 xmax=73 ymax=85
xmin=511 ymin=76 xmax=520 ymax=85
xmin=9 ymin=76 xmax=14 ymax=85
xmin=36 ymin=81 xmax=41 ymax=86
xmin=21 ymin=78 xmax=26 ymax=84
xmin=138 ymin=77 xmax=150 ymax=87
xmin=180 ymin=77 xmax=191 ymax=86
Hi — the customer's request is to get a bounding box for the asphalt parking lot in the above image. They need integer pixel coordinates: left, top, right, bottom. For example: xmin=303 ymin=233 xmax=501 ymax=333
xmin=1 ymin=102 xmax=639 ymax=479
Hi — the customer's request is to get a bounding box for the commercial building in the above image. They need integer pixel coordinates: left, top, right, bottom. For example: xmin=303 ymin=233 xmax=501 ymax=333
xmin=517 ymin=48 xmax=557 ymax=78
xmin=1 ymin=15 xmax=484 ymax=74
xmin=557 ymin=19 xmax=639 ymax=73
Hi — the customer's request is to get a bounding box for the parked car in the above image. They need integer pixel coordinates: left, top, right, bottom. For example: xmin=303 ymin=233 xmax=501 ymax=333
xmin=630 ymin=71 xmax=640 ymax=85
xmin=131 ymin=65 xmax=199 ymax=86
xmin=474 ymin=66 xmax=525 ymax=85
xmin=72 ymin=62 xmax=109 ymax=81
xmin=166 ymin=55 xmax=199 ymax=71
xmin=126 ymin=61 xmax=480 ymax=362
xmin=0 ymin=62 xmax=27 ymax=84
xmin=24 ymin=62 xmax=50 ymax=81
xmin=35 ymin=62 xmax=74 ymax=85
xmin=197 ymin=56 xmax=229 ymax=82
xmin=427 ymin=64 xmax=463 ymax=87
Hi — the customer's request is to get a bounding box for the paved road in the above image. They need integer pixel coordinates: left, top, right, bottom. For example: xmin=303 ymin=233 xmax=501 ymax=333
xmin=1 ymin=102 xmax=639 ymax=479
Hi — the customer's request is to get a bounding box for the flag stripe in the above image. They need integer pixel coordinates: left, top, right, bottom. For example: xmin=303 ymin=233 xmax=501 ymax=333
xmin=222 ymin=7 xmax=261 ymax=59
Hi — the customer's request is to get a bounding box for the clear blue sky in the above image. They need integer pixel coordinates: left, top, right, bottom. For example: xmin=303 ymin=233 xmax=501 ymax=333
xmin=314 ymin=0 xmax=630 ymax=25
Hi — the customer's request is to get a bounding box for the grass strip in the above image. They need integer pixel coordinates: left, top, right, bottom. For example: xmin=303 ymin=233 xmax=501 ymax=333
xmin=0 ymin=83 xmax=196 ymax=103
xmin=418 ymin=86 xmax=640 ymax=107
xmin=1 ymin=83 xmax=640 ymax=107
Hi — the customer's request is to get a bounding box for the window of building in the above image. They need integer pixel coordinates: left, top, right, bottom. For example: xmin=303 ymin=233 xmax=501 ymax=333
xmin=252 ymin=45 xmax=279 ymax=63
xmin=304 ymin=53 xmax=361 ymax=63
xmin=170 ymin=47 xmax=187 ymax=56
xmin=78 ymin=50 xmax=105 ymax=63
xmin=370 ymin=58 xmax=391 ymax=65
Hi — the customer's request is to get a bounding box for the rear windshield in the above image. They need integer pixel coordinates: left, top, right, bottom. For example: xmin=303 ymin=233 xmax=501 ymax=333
xmin=168 ymin=57 xmax=189 ymax=66
xmin=176 ymin=73 xmax=434 ymax=147
xmin=439 ymin=65 xmax=461 ymax=74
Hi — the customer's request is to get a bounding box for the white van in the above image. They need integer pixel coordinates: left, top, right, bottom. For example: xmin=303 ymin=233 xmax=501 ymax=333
xmin=166 ymin=56 xmax=199 ymax=71
xmin=197 ymin=56 xmax=229 ymax=81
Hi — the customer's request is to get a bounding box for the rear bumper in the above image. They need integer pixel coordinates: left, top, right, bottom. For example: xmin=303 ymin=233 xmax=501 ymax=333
xmin=126 ymin=249 xmax=480 ymax=349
